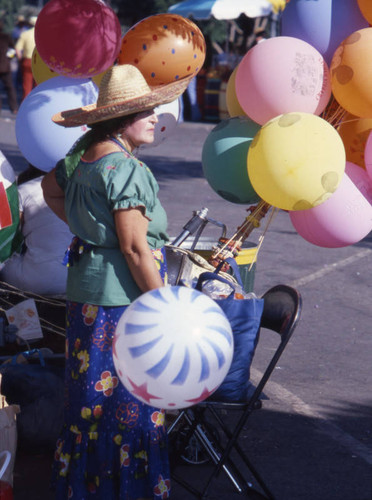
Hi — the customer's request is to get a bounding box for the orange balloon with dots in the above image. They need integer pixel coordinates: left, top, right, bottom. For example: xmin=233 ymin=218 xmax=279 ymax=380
xmin=357 ymin=0 xmax=372 ymax=25
xmin=118 ymin=14 xmax=206 ymax=85
xmin=330 ymin=28 xmax=372 ymax=118
xmin=337 ymin=113 xmax=372 ymax=169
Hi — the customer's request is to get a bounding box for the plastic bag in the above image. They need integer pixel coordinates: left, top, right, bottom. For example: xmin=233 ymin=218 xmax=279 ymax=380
xmin=0 ymin=374 xmax=19 ymax=486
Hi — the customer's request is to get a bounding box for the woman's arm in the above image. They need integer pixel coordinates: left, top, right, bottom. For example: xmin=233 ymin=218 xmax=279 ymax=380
xmin=41 ymin=168 xmax=68 ymax=223
xmin=114 ymin=207 xmax=164 ymax=292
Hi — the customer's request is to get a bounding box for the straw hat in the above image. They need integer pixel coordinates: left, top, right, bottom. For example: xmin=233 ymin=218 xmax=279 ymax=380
xmin=53 ymin=64 xmax=193 ymax=128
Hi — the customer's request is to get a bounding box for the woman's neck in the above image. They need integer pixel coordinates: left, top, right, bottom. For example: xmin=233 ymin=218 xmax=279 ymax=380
xmin=113 ymin=134 xmax=135 ymax=153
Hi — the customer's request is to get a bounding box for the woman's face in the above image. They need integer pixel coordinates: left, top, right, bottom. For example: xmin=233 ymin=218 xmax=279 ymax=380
xmin=123 ymin=109 xmax=158 ymax=149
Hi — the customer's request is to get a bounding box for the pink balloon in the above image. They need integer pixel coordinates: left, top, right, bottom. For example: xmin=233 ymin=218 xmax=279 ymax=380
xmin=289 ymin=172 xmax=372 ymax=248
xmin=235 ymin=36 xmax=331 ymax=125
xmin=345 ymin=161 xmax=372 ymax=204
xmin=35 ymin=0 xmax=122 ymax=78
xmin=364 ymin=130 xmax=372 ymax=182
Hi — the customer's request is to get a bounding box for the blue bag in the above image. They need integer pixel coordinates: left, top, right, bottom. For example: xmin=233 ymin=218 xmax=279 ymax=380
xmin=0 ymin=349 xmax=64 ymax=450
xmin=196 ymin=269 xmax=264 ymax=402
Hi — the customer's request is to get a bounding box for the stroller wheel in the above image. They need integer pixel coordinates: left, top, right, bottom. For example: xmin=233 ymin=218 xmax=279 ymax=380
xmin=177 ymin=422 xmax=220 ymax=465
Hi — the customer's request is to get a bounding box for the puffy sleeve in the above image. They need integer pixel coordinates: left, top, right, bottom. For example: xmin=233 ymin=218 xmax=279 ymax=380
xmin=106 ymin=158 xmax=159 ymax=218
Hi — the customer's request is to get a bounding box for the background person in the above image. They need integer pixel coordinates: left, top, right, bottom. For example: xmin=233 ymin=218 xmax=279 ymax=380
xmin=15 ymin=15 xmax=36 ymax=100
xmin=11 ymin=14 xmax=27 ymax=92
xmin=41 ymin=64 xmax=192 ymax=499
xmin=0 ymin=20 xmax=18 ymax=115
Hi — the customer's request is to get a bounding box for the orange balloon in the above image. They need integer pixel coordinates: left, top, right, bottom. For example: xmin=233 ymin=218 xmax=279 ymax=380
xmin=330 ymin=28 xmax=372 ymax=118
xmin=118 ymin=14 xmax=206 ymax=85
xmin=338 ymin=113 xmax=372 ymax=168
xmin=357 ymin=0 xmax=372 ymax=25
xmin=31 ymin=47 xmax=58 ymax=85
xmin=226 ymin=67 xmax=246 ymax=118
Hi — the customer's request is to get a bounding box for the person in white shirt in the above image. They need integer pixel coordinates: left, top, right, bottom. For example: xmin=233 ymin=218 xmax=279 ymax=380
xmin=0 ymin=165 xmax=73 ymax=295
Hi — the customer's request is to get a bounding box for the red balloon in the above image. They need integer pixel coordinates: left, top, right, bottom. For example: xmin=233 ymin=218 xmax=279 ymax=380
xmin=35 ymin=0 xmax=122 ymax=78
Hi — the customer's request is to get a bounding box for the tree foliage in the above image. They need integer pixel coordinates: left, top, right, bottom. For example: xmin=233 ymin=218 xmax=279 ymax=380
xmin=0 ymin=0 xmax=41 ymax=32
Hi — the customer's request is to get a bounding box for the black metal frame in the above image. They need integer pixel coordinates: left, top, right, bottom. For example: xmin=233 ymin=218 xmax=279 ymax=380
xmin=168 ymin=284 xmax=302 ymax=499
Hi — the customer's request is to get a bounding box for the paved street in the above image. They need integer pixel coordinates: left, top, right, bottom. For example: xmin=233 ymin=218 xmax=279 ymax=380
xmin=0 ymin=103 xmax=371 ymax=499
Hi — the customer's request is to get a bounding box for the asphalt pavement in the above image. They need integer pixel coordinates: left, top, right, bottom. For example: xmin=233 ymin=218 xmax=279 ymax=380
xmin=0 ymin=99 xmax=371 ymax=500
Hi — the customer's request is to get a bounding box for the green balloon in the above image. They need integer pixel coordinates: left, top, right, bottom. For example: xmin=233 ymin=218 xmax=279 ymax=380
xmin=202 ymin=117 xmax=261 ymax=204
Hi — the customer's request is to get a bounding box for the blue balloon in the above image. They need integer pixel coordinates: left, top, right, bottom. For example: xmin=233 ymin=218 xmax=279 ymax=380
xmin=281 ymin=0 xmax=368 ymax=65
xmin=15 ymin=77 xmax=98 ymax=172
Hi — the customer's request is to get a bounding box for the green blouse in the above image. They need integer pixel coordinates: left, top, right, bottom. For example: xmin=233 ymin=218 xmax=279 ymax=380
xmin=56 ymin=152 xmax=168 ymax=306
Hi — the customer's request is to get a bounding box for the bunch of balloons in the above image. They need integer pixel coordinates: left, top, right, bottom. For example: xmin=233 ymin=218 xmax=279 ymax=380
xmin=201 ymin=0 xmax=372 ymax=248
xmin=16 ymin=4 xmax=206 ymax=171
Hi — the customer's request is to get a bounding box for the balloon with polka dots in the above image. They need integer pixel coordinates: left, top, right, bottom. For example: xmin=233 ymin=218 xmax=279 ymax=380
xmin=117 ymin=14 xmax=206 ymax=85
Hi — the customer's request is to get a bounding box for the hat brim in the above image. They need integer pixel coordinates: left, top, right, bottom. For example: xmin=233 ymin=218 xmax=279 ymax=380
xmin=52 ymin=74 xmax=193 ymax=128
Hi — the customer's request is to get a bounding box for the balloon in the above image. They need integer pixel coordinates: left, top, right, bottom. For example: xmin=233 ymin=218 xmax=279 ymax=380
xmin=330 ymin=28 xmax=372 ymax=118
xmin=289 ymin=171 xmax=372 ymax=248
xmin=112 ymin=286 xmax=233 ymax=410
xmin=235 ymin=36 xmax=331 ymax=125
xmin=202 ymin=117 xmax=261 ymax=204
xmin=357 ymin=0 xmax=372 ymax=25
xmin=140 ymin=98 xmax=181 ymax=150
xmin=337 ymin=114 xmax=372 ymax=168
xmin=118 ymin=14 xmax=206 ymax=85
xmin=31 ymin=48 xmax=57 ymax=84
xmin=15 ymin=76 xmax=98 ymax=172
xmin=363 ymin=131 xmax=372 ymax=182
xmin=0 ymin=151 xmax=23 ymax=267
xmin=218 ymin=81 xmax=229 ymax=121
xmin=247 ymin=112 xmax=346 ymax=211
xmin=345 ymin=161 xmax=372 ymax=204
xmin=226 ymin=67 xmax=246 ymax=118
xmin=281 ymin=0 xmax=368 ymax=66
xmin=35 ymin=0 xmax=121 ymax=78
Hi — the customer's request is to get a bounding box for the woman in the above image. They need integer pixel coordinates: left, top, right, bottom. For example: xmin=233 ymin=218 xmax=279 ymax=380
xmin=42 ymin=64 xmax=193 ymax=499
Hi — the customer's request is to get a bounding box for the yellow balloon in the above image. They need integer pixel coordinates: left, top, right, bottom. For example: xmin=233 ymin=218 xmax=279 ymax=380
xmin=226 ymin=68 xmax=246 ymax=118
xmin=267 ymin=0 xmax=288 ymax=13
xmin=337 ymin=113 xmax=372 ymax=168
xmin=247 ymin=113 xmax=346 ymax=211
xmin=31 ymin=48 xmax=57 ymax=85
xmin=218 ymin=81 xmax=229 ymax=120
xmin=92 ymin=67 xmax=111 ymax=87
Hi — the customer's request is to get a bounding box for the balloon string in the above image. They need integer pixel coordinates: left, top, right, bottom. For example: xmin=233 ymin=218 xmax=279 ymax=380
xmin=0 ymin=280 xmax=66 ymax=337
xmin=321 ymin=96 xmax=348 ymax=128
xmin=247 ymin=206 xmax=278 ymax=272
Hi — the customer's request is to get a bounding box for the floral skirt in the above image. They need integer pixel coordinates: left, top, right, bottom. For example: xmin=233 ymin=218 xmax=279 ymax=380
xmin=53 ymin=249 xmax=170 ymax=499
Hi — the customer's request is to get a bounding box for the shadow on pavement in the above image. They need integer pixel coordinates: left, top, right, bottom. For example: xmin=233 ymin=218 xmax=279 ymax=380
xmin=13 ymin=401 xmax=371 ymax=500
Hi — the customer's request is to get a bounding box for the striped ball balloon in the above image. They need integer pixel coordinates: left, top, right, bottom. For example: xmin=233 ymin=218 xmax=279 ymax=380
xmin=113 ymin=286 xmax=233 ymax=409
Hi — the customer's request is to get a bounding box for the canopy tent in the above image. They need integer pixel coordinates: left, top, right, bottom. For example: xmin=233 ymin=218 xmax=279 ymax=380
xmin=168 ymin=0 xmax=275 ymax=20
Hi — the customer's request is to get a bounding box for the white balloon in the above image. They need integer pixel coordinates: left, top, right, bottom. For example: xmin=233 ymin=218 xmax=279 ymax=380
xmin=15 ymin=76 xmax=98 ymax=172
xmin=113 ymin=286 xmax=233 ymax=409
xmin=141 ymin=98 xmax=181 ymax=149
